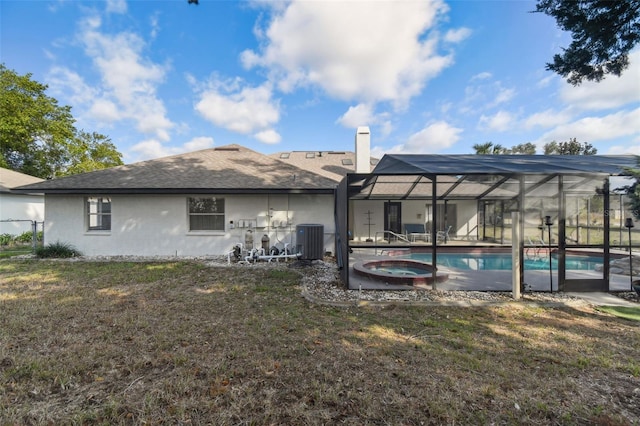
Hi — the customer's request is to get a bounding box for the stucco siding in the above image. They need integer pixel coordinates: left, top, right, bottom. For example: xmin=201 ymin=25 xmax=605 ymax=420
xmin=44 ymin=193 xmax=335 ymax=256
xmin=0 ymin=193 xmax=45 ymax=234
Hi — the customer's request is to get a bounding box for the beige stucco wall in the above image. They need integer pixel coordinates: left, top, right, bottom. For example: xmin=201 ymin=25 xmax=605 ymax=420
xmin=44 ymin=193 xmax=335 ymax=257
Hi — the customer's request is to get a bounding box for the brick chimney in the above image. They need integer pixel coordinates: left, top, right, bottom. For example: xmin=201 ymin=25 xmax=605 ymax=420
xmin=355 ymin=126 xmax=370 ymax=173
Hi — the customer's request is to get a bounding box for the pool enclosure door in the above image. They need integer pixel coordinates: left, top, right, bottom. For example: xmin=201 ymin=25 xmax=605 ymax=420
xmin=384 ymin=202 xmax=402 ymax=236
xmin=561 ymin=192 xmax=608 ymax=292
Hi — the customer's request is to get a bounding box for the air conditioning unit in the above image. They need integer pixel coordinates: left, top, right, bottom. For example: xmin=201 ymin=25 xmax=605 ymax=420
xmin=296 ymin=224 xmax=324 ymax=260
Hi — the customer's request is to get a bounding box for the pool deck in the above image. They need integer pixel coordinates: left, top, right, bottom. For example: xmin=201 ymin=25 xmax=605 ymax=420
xmin=347 ymin=248 xmax=634 ymax=293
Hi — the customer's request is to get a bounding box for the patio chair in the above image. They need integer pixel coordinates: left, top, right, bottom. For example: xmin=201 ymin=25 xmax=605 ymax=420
xmin=404 ymin=223 xmax=430 ymax=242
xmin=436 ymin=225 xmax=452 ymax=243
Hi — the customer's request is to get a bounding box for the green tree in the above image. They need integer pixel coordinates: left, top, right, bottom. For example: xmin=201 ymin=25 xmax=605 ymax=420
xmin=65 ymin=131 xmax=123 ymax=175
xmin=535 ymin=0 xmax=640 ymax=85
xmin=543 ymin=138 xmax=597 ymax=155
xmin=503 ymin=142 xmax=537 ymax=155
xmin=0 ymin=64 xmax=123 ymax=178
xmin=472 ymin=142 xmax=506 ymax=155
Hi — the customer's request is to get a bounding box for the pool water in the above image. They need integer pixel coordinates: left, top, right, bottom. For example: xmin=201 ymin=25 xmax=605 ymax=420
xmin=405 ymin=253 xmax=603 ymax=271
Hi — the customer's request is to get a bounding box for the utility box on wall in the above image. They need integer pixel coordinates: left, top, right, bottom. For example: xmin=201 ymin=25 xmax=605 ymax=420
xmin=296 ymin=224 xmax=324 ymax=260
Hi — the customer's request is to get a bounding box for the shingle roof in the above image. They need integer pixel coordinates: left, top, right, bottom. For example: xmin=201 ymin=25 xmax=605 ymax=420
xmin=13 ymin=144 xmax=339 ymax=194
xmin=0 ymin=167 xmax=43 ymax=193
xmin=269 ymin=150 xmax=377 ymax=182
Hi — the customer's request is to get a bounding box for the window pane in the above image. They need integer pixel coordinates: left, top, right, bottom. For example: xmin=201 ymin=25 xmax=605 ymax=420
xmin=189 ymin=197 xmax=224 ymax=214
xmin=190 ymin=215 xmax=224 ymax=231
xmin=87 ymin=197 xmax=111 ymax=231
xmin=188 ymin=197 xmax=225 ymax=231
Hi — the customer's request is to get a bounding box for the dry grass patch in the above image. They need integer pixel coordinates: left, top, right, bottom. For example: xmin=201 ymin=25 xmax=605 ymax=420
xmin=1 ymin=260 xmax=639 ymax=425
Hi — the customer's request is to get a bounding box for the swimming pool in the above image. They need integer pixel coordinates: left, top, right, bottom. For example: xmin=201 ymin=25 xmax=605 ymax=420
xmin=403 ymin=252 xmax=603 ymax=271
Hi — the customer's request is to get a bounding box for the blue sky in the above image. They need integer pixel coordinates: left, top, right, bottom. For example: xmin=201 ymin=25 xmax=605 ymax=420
xmin=1 ymin=0 xmax=639 ymax=163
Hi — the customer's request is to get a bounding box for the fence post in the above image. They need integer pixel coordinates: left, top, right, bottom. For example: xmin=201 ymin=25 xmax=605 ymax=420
xmin=31 ymin=221 xmax=37 ymax=253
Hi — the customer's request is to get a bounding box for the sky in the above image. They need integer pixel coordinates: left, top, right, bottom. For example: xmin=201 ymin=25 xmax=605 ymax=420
xmin=1 ymin=0 xmax=639 ymax=164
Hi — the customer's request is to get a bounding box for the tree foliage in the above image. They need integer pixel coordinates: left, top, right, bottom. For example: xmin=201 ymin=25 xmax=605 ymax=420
xmin=472 ymin=142 xmax=504 ymax=155
xmin=535 ymin=0 xmax=640 ymax=85
xmin=543 ymin=138 xmax=597 ymax=155
xmin=0 ymin=64 xmax=123 ymax=178
xmin=472 ymin=142 xmax=536 ymax=155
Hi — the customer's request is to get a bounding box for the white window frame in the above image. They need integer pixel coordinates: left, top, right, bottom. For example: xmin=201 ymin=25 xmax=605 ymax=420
xmin=86 ymin=197 xmax=112 ymax=232
xmin=187 ymin=197 xmax=225 ymax=232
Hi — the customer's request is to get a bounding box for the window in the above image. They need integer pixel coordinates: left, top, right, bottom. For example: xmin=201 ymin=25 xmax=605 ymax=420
xmin=86 ymin=197 xmax=111 ymax=231
xmin=188 ymin=197 xmax=225 ymax=231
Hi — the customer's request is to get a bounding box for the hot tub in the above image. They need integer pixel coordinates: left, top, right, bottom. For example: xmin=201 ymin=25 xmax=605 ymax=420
xmin=352 ymin=259 xmax=447 ymax=286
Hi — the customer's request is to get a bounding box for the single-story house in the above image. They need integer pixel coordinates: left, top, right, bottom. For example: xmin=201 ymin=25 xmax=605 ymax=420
xmin=13 ymin=138 xmax=374 ymax=257
xmin=13 ymin=128 xmax=638 ymax=292
xmin=0 ymin=167 xmax=44 ymax=235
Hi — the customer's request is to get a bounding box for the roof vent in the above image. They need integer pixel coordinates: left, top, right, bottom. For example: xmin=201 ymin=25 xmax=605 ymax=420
xmin=214 ymin=147 xmax=240 ymax=151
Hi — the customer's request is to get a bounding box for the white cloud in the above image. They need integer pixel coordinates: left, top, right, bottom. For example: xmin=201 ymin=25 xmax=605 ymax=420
xmin=606 ymin=144 xmax=640 ymax=155
xmin=524 ymin=109 xmax=573 ymax=129
xmin=376 ymin=121 xmax=462 ymax=156
xmin=130 ymin=136 xmax=215 ymax=161
xmin=478 ymin=110 xmax=514 ymax=132
xmin=254 ymin=129 xmax=281 ymax=144
xmin=194 ymin=79 xmax=280 ymax=136
xmin=106 ymin=0 xmax=127 ymax=14
xmin=444 ymin=27 xmax=471 ymax=43
xmin=149 ymin=12 xmax=160 ymax=39
xmin=536 ymin=75 xmax=554 ymax=88
xmin=53 ymin=15 xmax=175 ymax=141
xmin=47 ymin=66 xmax=97 ymax=105
xmin=459 ymin=77 xmax=515 ymax=114
xmin=88 ymin=99 xmax=121 ymax=122
xmin=379 ymin=120 xmax=393 ymax=138
xmin=336 ymin=103 xmax=376 ymax=128
xmin=242 ymin=0 xmax=453 ymax=107
xmin=183 ymin=136 xmax=215 ymax=152
xmin=336 ymin=103 xmax=393 ymax=141
xmin=471 ymin=72 xmax=492 ymax=81
xmin=560 ymin=49 xmax=640 ymax=110
xmin=533 ymin=108 xmax=640 ymax=145
xmin=493 ymin=87 xmax=515 ymax=105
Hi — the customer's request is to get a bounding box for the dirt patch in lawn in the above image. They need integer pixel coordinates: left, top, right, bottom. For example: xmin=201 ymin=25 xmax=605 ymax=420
xmin=1 ymin=259 xmax=639 ymax=425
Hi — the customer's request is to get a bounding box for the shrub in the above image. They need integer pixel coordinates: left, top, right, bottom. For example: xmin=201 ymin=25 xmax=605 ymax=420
xmin=35 ymin=241 xmax=82 ymax=258
xmin=0 ymin=233 xmax=13 ymax=246
xmin=15 ymin=231 xmax=34 ymax=244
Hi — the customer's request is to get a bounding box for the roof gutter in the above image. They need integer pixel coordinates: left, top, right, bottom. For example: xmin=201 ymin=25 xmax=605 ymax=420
xmin=10 ymin=187 xmax=336 ymax=195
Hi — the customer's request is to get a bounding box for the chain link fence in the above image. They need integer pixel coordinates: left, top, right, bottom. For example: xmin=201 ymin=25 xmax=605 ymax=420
xmin=0 ymin=220 xmax=44 ymax=253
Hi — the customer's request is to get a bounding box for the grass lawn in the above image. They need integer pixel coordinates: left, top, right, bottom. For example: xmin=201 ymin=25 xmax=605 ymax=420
xmin=1 ymin=260 xmax=639 ymax=425
xmin=0 ymin=246 xmax=32 ymax=259
xmin=597 ymin=306 xmax=640 ymax=322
